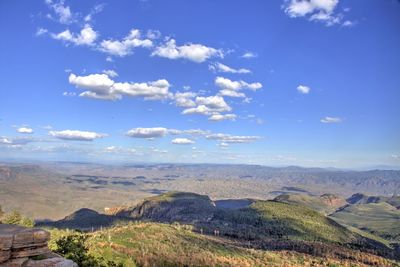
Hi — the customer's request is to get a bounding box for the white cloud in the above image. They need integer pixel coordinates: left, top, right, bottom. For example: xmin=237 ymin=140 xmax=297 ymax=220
xmin=283 ymin=0 xmax=347 ymax=26
xmin=174 ymin=92 xmax=197 ymax=108
xmin=152 ymin=39 xmax=223 ymax=63
xmin=209 ymin=62 xmax=251 ymax=74
xmin=84 ymin=4 xmax=105 ymax=22
xmin=104 ymin=146 xmax=136 ymax=154
xmin=49 ymin=130 xmax=107 ymax=141
xmin=113 ymin=79 xmax=171 ymax=100
xmin=320 ymin=116 xmax=342 ymax=123
xmin=0 ymin=137 xmax=34 ymax=146
xmin=196 ymin=95 xmax=231 ymax=111
xmin=17 ymin=127 xmax=34 ymax=134
xmin=46 ymin=0 xmax=73 ymax=24
xmin=63 ymin=91 xmax=76 ymax=97
xmin=126 ymin=127 xmax=168 ymax=138
xmin=151 ymin=148 xmax=168 ymax=154
xmin=182 ymin=95 xmax=232 ymax=116
xmin=69 ymin=73 xmax=114 ymax=95
xmin=215 ymin=77 xmax=262 ymax=91
xmin=171 ymin=138 xmax=195 ymax=145
xmin=100 ymin=29 xmax=153 ymax=57
xmin=218 ymin=142 xmax=230 ymax=148
xmin=218 ymin=89 xmax=246 ymax=98
xmin=68 ymin=73 xmax=171 ymax=101
xmin=52 ymin=24 xmax=97 ymax=46
xmin=241 ymin=52 xmax=257 ymax=58
xmin=79 ymin=91 xmax=121 ymax=101
xmin=215 ymin=76 xmax=262 ymax=98
xmin=102 ymin=69 xmax=118 ymax=78
xmin=297 ymin=84 xmax=310 ymax=94
xmin=36 ymin=28 xmax=48 ymax=36
xmin=205 ymin=133 xmax=261 ymax=143
xmin=208 ymin=114 xmax=237 ymax=121
xmin=342 ymin=20 xmax=355 ymax=27
xmin=146 ymin=29 xmax=161 ymax=39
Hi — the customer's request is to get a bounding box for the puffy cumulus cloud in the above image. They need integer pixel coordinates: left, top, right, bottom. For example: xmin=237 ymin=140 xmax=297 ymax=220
xmin=215 ymin=76 xmax=262 ymax=98
xmin=205 ymin=133 xmax=261 ymax=143
xmin=182 ymin=95 xmax=232 ymax=116
xmin=69 ymin=73 xmax=114 ymax=95
xmin=17 ymin=127 xmax=34 ymax=134
xmin=68 ymin=73 xmax=171 ymax=101
xmin=100 ymin=29 xmax=153 ymax=57
xmin=52 ymin=24 xmax=98 ymax=46
xmin=283 ymin=0 xmax=351 ymax=26
xmin=102 ymin=69 xmax=118 ymax=78
xmin=152 ymin=39 xmax=223 ymax=63
xmin=297 ymin=84 xmax=311 ymax=94
xmin=208 ymin=114 xmax=237 ymax=122
xmin=196 ymin=96 xmax=231 ymax=111
xmin=126 ymin=127 xmax=168 ymax=138
xmin=171 ymin=138 xmax=195 ymax=145
xmin=49 ymin=130 xmax=107 ymax=141
xmin=174 ymin=92 xmax=197 ymax=108
xmin=113 ymin=79 xmax=171 ymax=100
xmin=320 ymin=116 xmax=342 ymax=123
xmin=241 ymin=52 xmax=257 ymax=58
xmin=209 ymin=62 xmax=251 ymax=74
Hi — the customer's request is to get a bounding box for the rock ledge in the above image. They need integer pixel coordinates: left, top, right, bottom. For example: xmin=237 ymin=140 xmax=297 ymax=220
xmin=0 ymin=224 xmax=77 ymax=267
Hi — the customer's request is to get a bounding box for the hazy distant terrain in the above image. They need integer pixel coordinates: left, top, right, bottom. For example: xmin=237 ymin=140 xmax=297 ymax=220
xmin=1 ymin=161 xmax=399 ymax=220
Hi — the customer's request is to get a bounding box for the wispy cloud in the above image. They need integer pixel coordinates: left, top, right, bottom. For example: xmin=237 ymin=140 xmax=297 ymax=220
xmin=320 ymin=116 xmax=342 ymax=123
xmin=209 ymin=62 xmax=251 ymax=74
xmin=49 ymin=130 xmax=108 ymax=141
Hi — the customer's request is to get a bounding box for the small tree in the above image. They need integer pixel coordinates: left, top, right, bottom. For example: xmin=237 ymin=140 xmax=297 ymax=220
xmin=20 ymin=217 xmax=35 ymax=227
xmin=3 ymin=210 xmax=22 ymax=225
xmin=1 ymin=210 xmax=35 ymax=227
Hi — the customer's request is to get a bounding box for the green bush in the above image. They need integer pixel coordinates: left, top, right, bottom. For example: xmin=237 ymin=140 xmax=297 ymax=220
xmin=1 ymin=210 xmax=35 ymax=227
xmin=53 ymin=232 xmax=122 ymax=267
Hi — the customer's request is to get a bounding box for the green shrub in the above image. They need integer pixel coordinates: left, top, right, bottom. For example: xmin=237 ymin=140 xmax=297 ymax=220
xmin=1 ymin=210 xmax=35 ymax=227
xmin=53 ymin=232 xmax=122 ymax=267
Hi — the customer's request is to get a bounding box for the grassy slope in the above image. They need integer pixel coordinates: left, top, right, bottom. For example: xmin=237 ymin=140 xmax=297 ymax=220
xmin=273 ymin=194 xmax=341 ymax=215
xmin=330 ymin=202 xmax=400 ymax=242
xmin=49 ymin=223 xmax=399 ymax=267
xmin=253 ymin=201 xmax=352 ymax=243
xmin=212 ymin=200 xmax=357 ymax=244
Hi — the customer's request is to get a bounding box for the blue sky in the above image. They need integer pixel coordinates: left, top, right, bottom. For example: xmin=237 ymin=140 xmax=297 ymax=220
xmin=0 ymin=0 xmax=399 ymax=168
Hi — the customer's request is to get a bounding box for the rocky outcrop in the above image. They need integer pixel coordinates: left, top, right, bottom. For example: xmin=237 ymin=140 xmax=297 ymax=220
xmin=0 ymin=224 xmax=77 ymax=267
xmin=320 ymin=194 xmax=346 ymax=208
